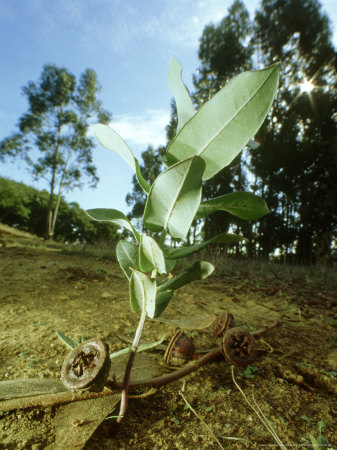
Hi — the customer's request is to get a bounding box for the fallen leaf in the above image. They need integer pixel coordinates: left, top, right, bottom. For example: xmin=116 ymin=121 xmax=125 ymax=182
xmin=153 ymin=314 xmax=216 ymax=330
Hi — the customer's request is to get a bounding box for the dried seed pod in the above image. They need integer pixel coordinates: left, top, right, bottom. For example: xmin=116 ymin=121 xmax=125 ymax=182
xmin=212 ymin=312 xmax=236 ymax=338
xmin=61 ymin=339 xmax=111 ymax=392
xmin=163 ymin=331 xmax=195 ymax=367
xmin=222 ymin=327 xmax=256 ymax=368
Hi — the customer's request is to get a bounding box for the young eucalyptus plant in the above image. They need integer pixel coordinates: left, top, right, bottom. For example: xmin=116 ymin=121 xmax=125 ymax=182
xmin=63 ymin=57 xmax=279 ymax=422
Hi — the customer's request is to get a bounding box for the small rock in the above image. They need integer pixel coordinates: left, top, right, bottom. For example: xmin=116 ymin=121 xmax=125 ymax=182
xmin=101 ymin=291 xmax=114 ymax=300
xmin=55 ymin=295 xmax=70 ymax=301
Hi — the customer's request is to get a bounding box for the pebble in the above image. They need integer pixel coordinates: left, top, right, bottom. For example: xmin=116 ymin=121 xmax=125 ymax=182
xmin=101 ymin=291 xmax=114 ymax=300
xmin=55 ymin=295 xmax=70 ymax=301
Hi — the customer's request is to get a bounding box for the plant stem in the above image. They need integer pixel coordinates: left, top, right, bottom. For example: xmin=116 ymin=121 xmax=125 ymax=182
xmin=251 ymin=321 xmax=280 ymax=337
xmin=113 ymin=348 xmax=222 ymax=390
xmin=116 ymin=310 xmax=147 ymax=424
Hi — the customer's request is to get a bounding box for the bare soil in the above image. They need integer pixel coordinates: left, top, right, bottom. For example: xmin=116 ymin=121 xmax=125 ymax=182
xmin=0 ymin=234 xmax=337 ymax=449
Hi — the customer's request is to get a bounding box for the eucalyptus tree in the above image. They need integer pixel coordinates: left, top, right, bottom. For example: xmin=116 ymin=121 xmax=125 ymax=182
xmin=252 ymin=0 xmax=337 ymax=262
xmin=194 ymin=0 xmax=253 ymax=102
xmin=0 ymin=64 xmax=111 ymax=239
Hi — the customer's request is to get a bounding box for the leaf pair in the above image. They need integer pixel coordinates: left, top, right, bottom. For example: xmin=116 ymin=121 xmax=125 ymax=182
xmin=87 ymin=182 xmax=269 ymax=246
xmin=129 ymin=260 xmax=214 ymax=318
xmin=116 ymin=236 xmax=166 ymax=317
xmin=114 ymin=238 xmax=159 ymax=318
xmin=116 ymin=234 xmax=166 ymax=280
xmin=116 ymin=235 xmax=168 ymax=317
xmin=116 ymin=235 xmax=215 ymax=318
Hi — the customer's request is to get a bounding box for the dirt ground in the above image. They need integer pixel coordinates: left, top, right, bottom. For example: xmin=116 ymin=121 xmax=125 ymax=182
xmin=0 ymin=233 xmax=337 ymax=449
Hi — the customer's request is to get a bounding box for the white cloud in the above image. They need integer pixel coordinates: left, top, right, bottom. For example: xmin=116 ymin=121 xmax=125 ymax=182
xmin=132 ymin=0 xmax=231 ymax=49
xmin=33 ymin=0 xmax=233 ymax=52
xmin=8 ymin=0 xmax=337 ymax=56
xmin=21 ymin=0 xmax=265 ymax=54
xmin=110 ymin=108 xmax=170 ymax=149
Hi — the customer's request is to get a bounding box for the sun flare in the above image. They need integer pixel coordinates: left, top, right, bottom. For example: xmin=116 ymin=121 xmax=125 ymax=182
xmin=299 ymin=79 xmax=315 ymax=93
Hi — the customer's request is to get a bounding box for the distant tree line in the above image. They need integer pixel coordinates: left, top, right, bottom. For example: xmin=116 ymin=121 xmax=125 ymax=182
xmin=0 ymin=177 xmax=118 ymax=244
xmin=127 ymin=0 xmax=337 ymax=264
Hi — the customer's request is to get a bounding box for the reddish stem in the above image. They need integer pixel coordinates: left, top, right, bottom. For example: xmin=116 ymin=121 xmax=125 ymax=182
xmin=251 ymin=320 xmax=280 ymax=337
xmin=113 ymin=348 xmax=222 ymax=390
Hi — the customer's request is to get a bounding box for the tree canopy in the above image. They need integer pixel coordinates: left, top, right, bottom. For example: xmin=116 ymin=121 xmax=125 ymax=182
xmin=0 ymin=64 xmax=111 ymax=239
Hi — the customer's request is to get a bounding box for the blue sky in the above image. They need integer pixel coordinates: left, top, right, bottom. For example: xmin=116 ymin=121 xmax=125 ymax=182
xmin=1 ymin=0 xmax=336 ymax=215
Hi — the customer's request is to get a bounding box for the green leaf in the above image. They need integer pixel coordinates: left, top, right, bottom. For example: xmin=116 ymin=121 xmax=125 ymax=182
xmin=86 ymin=208 xmax=140 ymax=242
xmin=139 ymin=233 xmax=166 ymax=274
xmin=109 ymin=335 xmax=166 ymax=359
xmin=143 ymin=156 xmax=205 ymax=239
xmin=300 ymin=415 xmax=312 ymax=423
xmin=317 ymin=420 xmax=325 ymax=434
xmin=166 ymin=64 xmax=279 ymax=180
xmin=196 ymin=192 xmax=269 ymax=220
xmin=168 ymin=56 xmax=195 ymax=132
xmin=92 ymin=123 xmax=150 ymax=193
xmin=56 ymin=330 xmax=79 ymax=349
xmin=165 ymin=258 xmax=177 ymax=273
xmin=165 ymin=232 xmax=246 ymax=260
xmin=243 ymin=365 xmax=258 ymax=379
xmin=158 ymin=261 xmax=214 ymax=292
xmin=129 ymin=270 xmax=157 ymax=318
xmin=171 ymin=417 xmax=180 ymax=425
xmin=153 ymin=289 xmax=174 ymax=317
xmin=116 ymin=240 xmax=139 ymax=280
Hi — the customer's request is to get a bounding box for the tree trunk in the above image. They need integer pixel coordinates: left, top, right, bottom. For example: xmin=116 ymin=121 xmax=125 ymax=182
xmin=296 ymin=227 xmax=313 ymax=264
xmin=50 ymin=148 xmax=72 ymax=238
xmin=45 ymin=108 xmax=63 ymax=240
xmin=45 ymin=183 xmax=56 ymax=240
